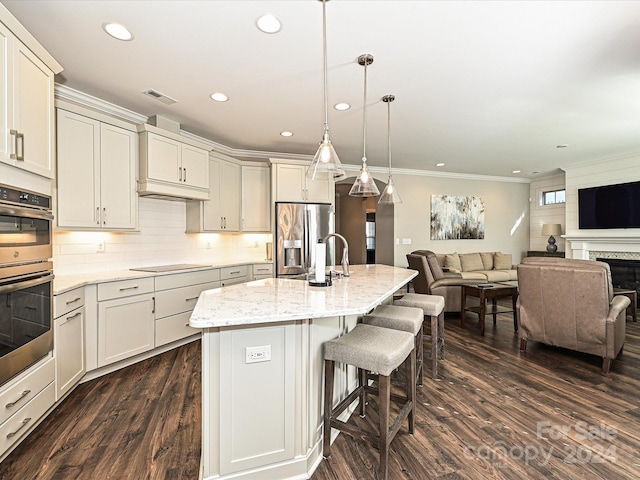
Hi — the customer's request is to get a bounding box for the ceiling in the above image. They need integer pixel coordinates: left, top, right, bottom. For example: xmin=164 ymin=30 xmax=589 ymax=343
xmin=5 ymin=0 xmax=640 ymax=179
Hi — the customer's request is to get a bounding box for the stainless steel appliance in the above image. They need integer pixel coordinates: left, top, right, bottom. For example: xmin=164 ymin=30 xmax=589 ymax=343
xmin=0 ymin=184 xmax=53 ymax=386
xmin=275 ymin=202 xmax=334 ymax=277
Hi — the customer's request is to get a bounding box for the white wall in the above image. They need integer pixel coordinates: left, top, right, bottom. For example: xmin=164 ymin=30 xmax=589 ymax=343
xmin=529 ymin=171 xmax=566 ymax=253
xmin=53 ymin=197 xmax=271 ymax=275
xmin=387 ymin=170 xmax=531 ymax=266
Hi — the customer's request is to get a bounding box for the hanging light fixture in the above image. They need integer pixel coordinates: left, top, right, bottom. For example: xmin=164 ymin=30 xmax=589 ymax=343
xmin=378 ymin=94 xmax=402 ymax=204
xmin=306 ymin=0 xmax=346 ymax=181
xmin=349 ymin=54 xmax=380 ymax=197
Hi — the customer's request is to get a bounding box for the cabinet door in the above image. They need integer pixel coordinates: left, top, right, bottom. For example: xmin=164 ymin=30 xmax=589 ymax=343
xmin=100 ymin=123 xmax=137 ymax=229
xmin=56 ymin=110 xmax=100 ymax=228
xmin=242 ymin=166 xmax=270 ymax=232
xmin=181 ymin=144 xmax=209 ymax=190
xmin=202 ymin=156 xmax=223 ymax=231
xmin=98 ymin=294 xmax=154 ymax=367
xmin=0 ymin=24 xmax=11 ymax=164
xmin=12 ymin=38 xmax=55 ymax=178
xmin=220 ymin=160 xmax=240 ymax=231
xmin=54 ymin=306 xmax=85 ymax=399
xmin=275 ymin=164 xmax=305 ymax=202
xmin=305 ymin=175 xmax=334 ymax=203
xmin=145 ymin=132 xmax=180 ymax=184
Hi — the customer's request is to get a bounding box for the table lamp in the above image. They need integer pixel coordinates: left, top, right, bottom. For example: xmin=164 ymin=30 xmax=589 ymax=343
xmin=541 ymin=224 xmax=563 ymax=253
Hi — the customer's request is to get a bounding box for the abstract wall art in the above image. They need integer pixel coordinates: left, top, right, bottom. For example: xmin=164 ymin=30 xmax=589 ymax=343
xmin=430 ymin=195 xmax=485 ymax=240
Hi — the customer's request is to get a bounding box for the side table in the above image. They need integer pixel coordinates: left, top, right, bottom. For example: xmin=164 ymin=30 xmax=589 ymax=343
xmin=613 ymin=288 xmax=637 ymax=322
xmin=461 ymin=283 xmax=519 ymax=336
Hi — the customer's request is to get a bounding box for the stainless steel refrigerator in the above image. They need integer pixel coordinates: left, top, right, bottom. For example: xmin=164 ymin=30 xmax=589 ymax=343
xmin=275 ymin=202 xmax=334 ymax=277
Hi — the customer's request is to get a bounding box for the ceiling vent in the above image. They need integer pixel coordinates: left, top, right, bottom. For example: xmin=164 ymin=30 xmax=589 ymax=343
xmin=142 ymin=89 xmax=177 ymax=105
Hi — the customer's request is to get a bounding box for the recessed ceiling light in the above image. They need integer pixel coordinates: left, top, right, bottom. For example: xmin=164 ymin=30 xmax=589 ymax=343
xmin=334 ymin=103 xmax=350 ymax=111
xmin=512 ymin=170 xmax=521 ymax=174
xmin=210 ymin=92 xmax=229 ymax=102
xmin=102 ymin=22 xmax=133 ymax=41
xmin=256 ymin=14 xmax=281 ymax=34
xmin=556 ymin=144 xmax=568 ymax=148
xmin=280 ymin=131 xmax=293 ymax=137
xmin=435 ymin=163 xmax=445 ymax=167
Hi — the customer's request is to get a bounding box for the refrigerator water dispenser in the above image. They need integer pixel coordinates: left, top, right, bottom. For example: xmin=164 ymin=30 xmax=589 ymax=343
xmin=283 ymin=239 xmax=302 ymax=267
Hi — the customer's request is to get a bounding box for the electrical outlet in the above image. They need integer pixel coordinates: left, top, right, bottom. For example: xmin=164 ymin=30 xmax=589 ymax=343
xmin=206 ymin=241 xmax=211 ymax=249
xmin=97 ymin=241 xmax=105 ymax=252
xmin=396 ymin=238 xmax=400 ymax=245
xmin=246 ymin=345 xmax=271 ymax=364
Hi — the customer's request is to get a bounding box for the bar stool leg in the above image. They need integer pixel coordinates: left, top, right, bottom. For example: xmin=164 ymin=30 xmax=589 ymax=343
xmin=416 ymin=327 xmax=424 ymax=387
xmin=358 ymin=367 xmax=367 ymax=418
xmin=439 ymin=311 xmax=445 ymax=360
xmin=323 ymin=359 xmax=335 ymax=458
xmin=408 ymin=349 xmax=416 ymax=434
xmin=378 ymin=374 xmax=391 ymax=480
xmin=430 ymin=314 xmax=438 ymax=380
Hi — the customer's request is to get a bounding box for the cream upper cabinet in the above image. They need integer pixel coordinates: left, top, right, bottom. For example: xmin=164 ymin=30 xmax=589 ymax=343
xmin=138 ymin=126 xmax=210 ymax=200
xmin=56 ymin=109 xmax=137 ymax=230
xmin=271 ymin=160 xmax=334 ymax=203
xmin=0 ymin=17 xmax=62 ymax=179
xmin=241 ymin=164 xmax=271 ymax=232
xmin=186 ymin=152 xmax=241 ymax=232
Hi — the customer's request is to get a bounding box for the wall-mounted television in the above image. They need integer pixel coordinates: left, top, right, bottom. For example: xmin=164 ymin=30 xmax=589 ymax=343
xmin=578 ymin=180 xmax=640 ymax=229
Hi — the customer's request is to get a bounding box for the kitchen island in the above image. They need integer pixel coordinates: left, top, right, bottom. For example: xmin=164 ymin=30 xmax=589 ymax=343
xmin=189 ymin=264 xmax=416 ymax=480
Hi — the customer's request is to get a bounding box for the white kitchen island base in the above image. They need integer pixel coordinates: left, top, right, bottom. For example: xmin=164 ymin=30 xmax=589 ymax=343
xmin=190 ymin=265 xmax=417 ymax=480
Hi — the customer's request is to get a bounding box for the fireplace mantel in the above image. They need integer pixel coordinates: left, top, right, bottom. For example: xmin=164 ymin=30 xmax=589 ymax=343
xmin=564 ymin=232 xmax=640 ymax=260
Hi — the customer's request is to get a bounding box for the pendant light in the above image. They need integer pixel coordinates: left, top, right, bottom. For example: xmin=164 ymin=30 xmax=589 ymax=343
xmin=306 ymin=0 xmax=346 ymax=181
xmin=378 ymin=94 xmax=402 ymax=204
xmin=349 ymin=54 xmax=380 ymax=197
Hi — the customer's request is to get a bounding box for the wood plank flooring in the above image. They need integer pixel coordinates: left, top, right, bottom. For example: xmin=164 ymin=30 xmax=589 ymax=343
xmin=1 ymin=310 xmax=640 ymax=479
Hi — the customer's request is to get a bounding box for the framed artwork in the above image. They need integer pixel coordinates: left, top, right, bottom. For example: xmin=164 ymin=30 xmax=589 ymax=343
xmin=430 ymin=195 xmax=485 ymax=240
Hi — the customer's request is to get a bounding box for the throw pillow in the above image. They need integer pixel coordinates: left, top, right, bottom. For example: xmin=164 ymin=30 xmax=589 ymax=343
xmin=444 ymin=252 xmax=461 ymax=272
xmin=480 ymin=252 xmax=494 ymax=270
xmin=460 ymin=253 xmax=484 ymax=272
xmin=494 ymin=252 xmax=513 ymax=270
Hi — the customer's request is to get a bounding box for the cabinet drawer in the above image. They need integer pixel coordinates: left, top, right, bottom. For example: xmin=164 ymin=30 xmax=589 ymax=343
xmin=220 ymin=265 xmax=249 ymax=281
xmin=155 ymin=311 xmax=200 ymax=347
xmin=97 ymin=277 xmax=154 ymax=301
xmin=221 ymin=277 xmax=248 ymax=287
xmin=155 ymin=281 xmax=220 ymax=318
xmin=155 ymin=269 xmax=220 ymax=291
xmin=252 ymin=264 xmax=273 ymax=278
xmin=0 ymin=357 xmax=54 ymax=426
xmin=54 ymin=287 xmax=85 ymax=319
xmin=0 ymin=382 xmax=55 ymax=456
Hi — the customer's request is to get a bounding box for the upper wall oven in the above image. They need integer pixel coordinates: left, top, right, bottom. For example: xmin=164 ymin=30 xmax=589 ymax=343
xmin=0 ymin=184 xmax=53 ymax=266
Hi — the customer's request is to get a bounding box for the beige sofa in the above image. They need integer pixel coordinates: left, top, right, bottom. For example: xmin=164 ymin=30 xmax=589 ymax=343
xmin=409 ymin=250 xmax=517 ymax=313
xmin=517 ymin=257 xmax=629 ymax=373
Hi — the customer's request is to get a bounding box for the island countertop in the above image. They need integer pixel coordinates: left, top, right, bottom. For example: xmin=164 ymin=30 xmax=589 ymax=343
xmin=189 ymin=264 xmax=417 ymax=328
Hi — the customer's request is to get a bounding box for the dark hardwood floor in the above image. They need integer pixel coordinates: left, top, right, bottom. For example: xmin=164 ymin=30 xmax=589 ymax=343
xmin=1 ymin=308 xmax=640 ymax=480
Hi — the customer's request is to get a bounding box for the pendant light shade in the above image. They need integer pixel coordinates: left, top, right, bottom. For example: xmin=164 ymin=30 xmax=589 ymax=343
xmin=306 ymin=0 xmax=346 ymax=181
xmin=378 ymin=94 xmax=402 ymax=205
xmin=349 ymin=54 xmax=380 ymax=197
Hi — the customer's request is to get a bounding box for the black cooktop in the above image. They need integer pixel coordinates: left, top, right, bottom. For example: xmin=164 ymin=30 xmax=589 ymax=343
xmin=130 ymin=264 xmax=211 ymax=273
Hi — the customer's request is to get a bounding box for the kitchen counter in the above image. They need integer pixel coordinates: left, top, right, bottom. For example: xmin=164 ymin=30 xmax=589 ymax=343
xmin=53 ymin=260 xmax=272 ymax=295
xmin=193 ymin=264 xmax=416 ymax=480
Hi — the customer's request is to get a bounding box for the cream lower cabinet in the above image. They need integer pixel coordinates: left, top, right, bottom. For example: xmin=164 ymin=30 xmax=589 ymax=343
xmin=0 ymin=14 xmax=61 ymax=179
xmin=220 ymin=265 xmax=249 ymax=286
xmin=251 ymin=263 xmax=273 ymax=280
xmin=56 ymin=109 xmax=137 ymax=230
xmin=53 ymin=286 xmax=85 ymax=400
xmin=154 ymin=269 xmax=221 ymax=347
xmin=96 ymin=277 xmax=155 ymax=367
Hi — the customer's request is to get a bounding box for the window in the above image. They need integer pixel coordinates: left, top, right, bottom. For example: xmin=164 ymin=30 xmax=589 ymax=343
xmin=542 ymin=189 xmax=565 ymax=205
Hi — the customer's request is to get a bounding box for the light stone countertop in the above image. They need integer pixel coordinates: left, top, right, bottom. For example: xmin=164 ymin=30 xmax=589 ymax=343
xmin=53 ymin=260 xmax=273 ymax=295
xmin=189 ymin=264 xmax=417 ymax=328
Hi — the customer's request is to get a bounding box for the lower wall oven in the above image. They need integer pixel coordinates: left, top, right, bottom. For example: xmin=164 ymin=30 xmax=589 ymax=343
xmin=0 ymin=261 xmax=53 ymax=386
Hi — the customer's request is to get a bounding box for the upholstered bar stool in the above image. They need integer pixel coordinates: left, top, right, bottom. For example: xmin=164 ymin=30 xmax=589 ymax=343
xmin=363 ymin=304 xmax=425 ymax=386
xmin=323 ymin=323 xmax=416 ymax=480
xmin=394 ymin=293 xmax=445 ymax=379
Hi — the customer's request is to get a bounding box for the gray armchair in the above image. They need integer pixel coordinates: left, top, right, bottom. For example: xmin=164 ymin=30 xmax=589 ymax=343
xmin=517 ymin=257 xmax=630 ymax=373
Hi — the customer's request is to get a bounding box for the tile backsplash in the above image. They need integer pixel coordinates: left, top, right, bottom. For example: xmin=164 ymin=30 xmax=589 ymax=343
xmin=53 ymin=197 xmax=272 ymax=275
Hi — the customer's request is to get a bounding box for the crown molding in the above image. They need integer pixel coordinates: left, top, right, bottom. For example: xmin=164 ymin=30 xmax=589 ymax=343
xmin=54 ymin=84 xmax=529 ymax=184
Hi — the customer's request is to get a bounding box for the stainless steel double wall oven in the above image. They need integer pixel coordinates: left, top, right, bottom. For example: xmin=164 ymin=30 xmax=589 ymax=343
xmin=0 ymin=184 xmax=54 ymax=385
